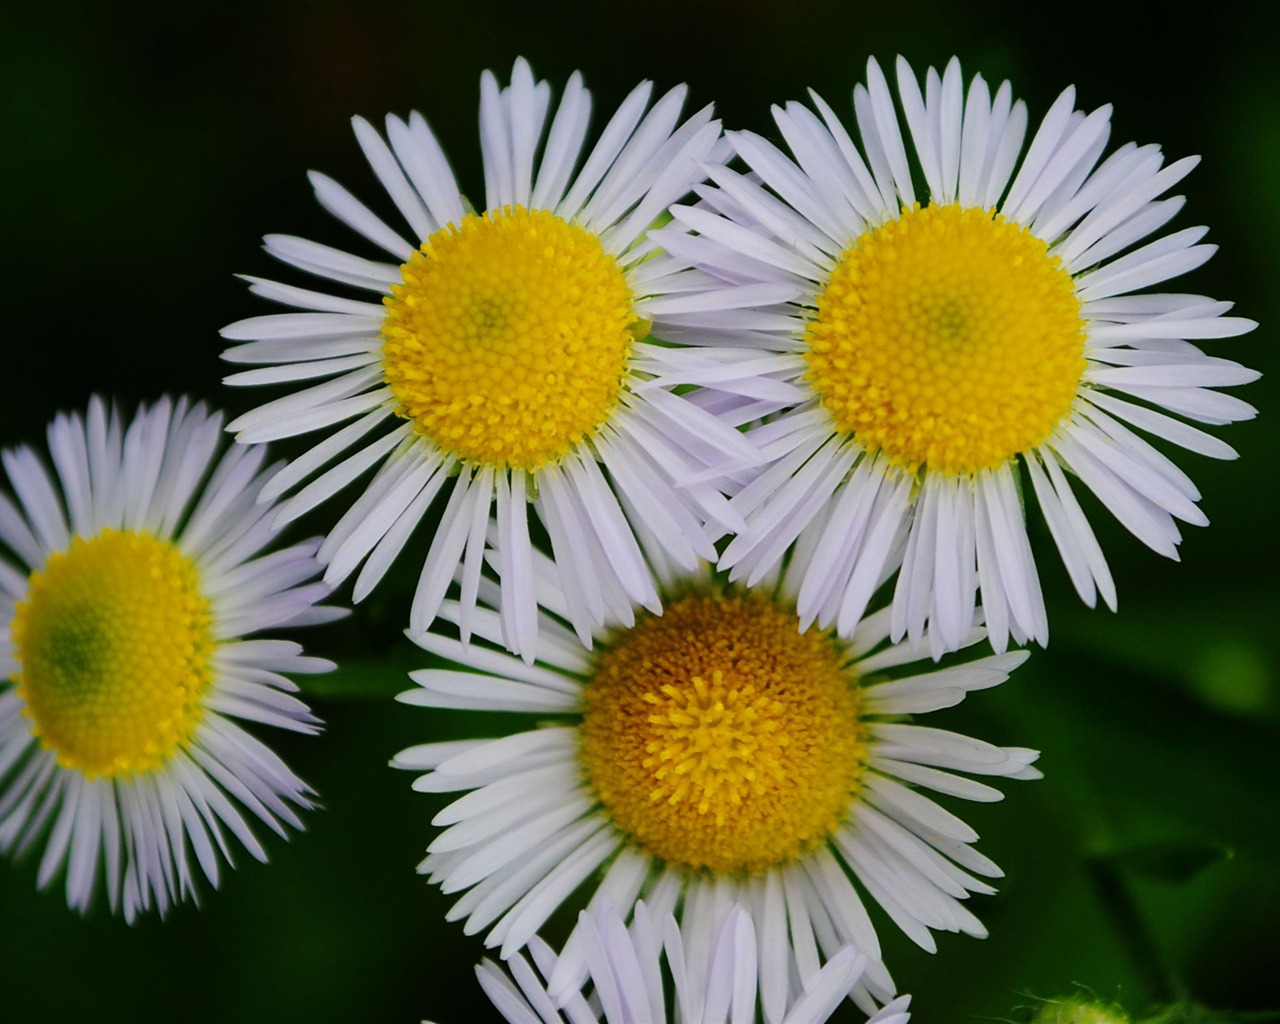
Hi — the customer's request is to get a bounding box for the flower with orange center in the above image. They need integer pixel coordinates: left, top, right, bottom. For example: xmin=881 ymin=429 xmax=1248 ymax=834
xmin=581 ymin=589 xmax=864 ymax=873
xmin=395 ymin=557 xmax=1037 ymax=1014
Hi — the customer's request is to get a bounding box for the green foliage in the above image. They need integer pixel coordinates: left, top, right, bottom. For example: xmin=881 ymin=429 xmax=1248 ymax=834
xmin=1102 ymin=841 xmax=1234 ymax=886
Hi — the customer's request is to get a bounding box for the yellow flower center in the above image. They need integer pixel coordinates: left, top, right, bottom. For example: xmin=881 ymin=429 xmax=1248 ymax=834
xmin=381 ymin=205 xmax=639 ymax=470
xmin=9 ymin=529 xmax=215 ymax=779
xmin=580 ymin=588 xmax=864 ymax=873
xmin=804 ymin=203 xmax=1086 ymax=475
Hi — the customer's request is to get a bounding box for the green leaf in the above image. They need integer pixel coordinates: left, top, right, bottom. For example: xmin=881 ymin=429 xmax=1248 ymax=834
xmin=1102 ymin=840 xmax=1234 ymax=885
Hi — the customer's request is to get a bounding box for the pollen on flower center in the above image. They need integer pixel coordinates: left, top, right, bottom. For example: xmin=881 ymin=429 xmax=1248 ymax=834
xmin=804 ymin=202 xmax=1087 ymax=475
xmin=10 ymin=529 xmax=215 ymax=779
xmin=580 ymin=588 xmax=864 ymax=873
xmin=381 ymin=205 xmax=639 ymax=470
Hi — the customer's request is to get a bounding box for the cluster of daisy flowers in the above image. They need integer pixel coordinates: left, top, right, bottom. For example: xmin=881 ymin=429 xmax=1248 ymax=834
xmin=0 ymin=53 xmax=1257 ymax=1023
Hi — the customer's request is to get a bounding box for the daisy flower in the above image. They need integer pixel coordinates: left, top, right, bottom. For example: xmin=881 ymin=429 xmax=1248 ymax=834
xmin=654 ymin=56 xmax=1259 ymax=656
xmin=221 ymin=57 xmax=757 ymax=661
xmin=393 ymin=552 xmax=1037 ymax=1021
xmin=474 ymin=899 xmax=912 ymax=1024
xmin=0 ymin=397 xmax=339 ymax=919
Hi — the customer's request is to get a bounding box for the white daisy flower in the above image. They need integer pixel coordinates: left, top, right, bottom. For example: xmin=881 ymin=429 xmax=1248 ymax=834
xmin=393 ymin=553 xmax=1037 ymax=1022
xmin=0 ymin=397 xmax=340 ymax=920
xmin=654 ymin=55 xmax=1259 ymax=657
xmin=475 ymin=899 xmax=911 ymax=1024
xmin=221 ymin=57 xmax=758 ymax=662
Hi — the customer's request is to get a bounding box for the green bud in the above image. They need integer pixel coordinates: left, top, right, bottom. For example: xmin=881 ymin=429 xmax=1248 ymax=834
xmin=1030 ymin=997 xmax=1131 ymax=1024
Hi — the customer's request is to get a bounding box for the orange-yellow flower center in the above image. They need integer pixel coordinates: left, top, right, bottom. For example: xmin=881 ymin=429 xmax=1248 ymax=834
xmin=580 ymin=588 xmax=864 ymax=873
xmin=381 ymin=205 xmax=639 ymax=470
xmin=9 ymin=529 xmax=215 ymax=779
xmin=804 ymin=202 xmax=1086 ymax=475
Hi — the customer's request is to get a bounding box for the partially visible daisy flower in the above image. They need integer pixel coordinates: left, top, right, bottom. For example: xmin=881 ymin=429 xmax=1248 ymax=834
xmin=654 ymin=56 xmax=1259 ymax=656
xmin=222 ymin=57 xmax=759 ymax=661
xmin=0 ymin=397 xmax=340 ymax=919
xmin=394 ymin=551 xmax=1037 ymax=1020
xmin=475 ymin=899 xmax=912 ymax=1024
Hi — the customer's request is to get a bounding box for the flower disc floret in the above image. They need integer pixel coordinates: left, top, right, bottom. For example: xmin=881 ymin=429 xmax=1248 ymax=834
xmin=580 ymin=589 xmax=864 ymax=873
xmin=804 ymin=203 xmax=1086 ymax=475
xmin=381 ymin=205 xmax=638 ymax=470
xmin=11 ymin=529 xmax=214 ymax=779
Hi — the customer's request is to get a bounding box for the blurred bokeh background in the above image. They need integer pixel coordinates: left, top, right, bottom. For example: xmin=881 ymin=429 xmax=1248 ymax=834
xmin=1 ymin=1 xmax=1276 ymax=1021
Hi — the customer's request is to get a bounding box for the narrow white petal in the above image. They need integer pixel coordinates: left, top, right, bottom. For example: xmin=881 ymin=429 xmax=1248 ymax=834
xmin=863 ymin=58 xmax=916 ymax=207
xmin=308 ymin=170 xmax=415 ymax=258
xmin=558 ymin=79 xmax=654 ymax=218
xmin=263 ymin=231 xmax=402 ymax=291
xmin=1050 ymin=431 xmax=1182 ymax=557
xmin=410 ymin=468 xmax=484 ymax=635
xmin=532 ymin=71 xmax=591 ymax=211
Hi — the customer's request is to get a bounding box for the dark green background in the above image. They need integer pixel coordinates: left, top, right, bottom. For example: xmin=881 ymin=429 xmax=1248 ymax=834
xmin=0 ymin=2 xmax=1276 ymax=1021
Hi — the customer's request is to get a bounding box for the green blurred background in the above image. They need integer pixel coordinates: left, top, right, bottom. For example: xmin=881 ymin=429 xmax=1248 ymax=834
xmin=0 ymin=1 xmax=1276 ymax=1021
